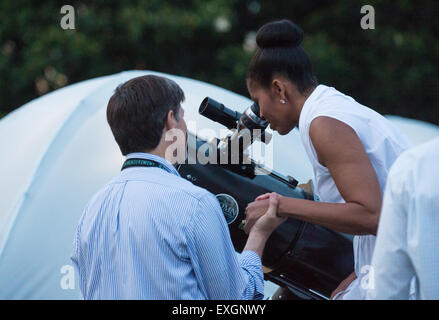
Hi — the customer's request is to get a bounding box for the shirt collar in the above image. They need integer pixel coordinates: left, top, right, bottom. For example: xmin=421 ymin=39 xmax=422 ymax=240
xmin=125 ymin=152 xmax=181 ymax=177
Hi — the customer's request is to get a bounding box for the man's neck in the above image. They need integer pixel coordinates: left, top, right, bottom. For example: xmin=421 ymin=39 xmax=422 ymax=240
xmin=142 ymin=149 xmax=165 ymax=160
xmin=142 ymin=145 xmax=172 ymax=164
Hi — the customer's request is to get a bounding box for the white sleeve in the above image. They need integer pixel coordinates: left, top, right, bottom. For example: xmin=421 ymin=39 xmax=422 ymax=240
xmin=405 ymin=161 xmax=439 ymax=299
xmin=367 ymin=158 xmax=415 ymax=299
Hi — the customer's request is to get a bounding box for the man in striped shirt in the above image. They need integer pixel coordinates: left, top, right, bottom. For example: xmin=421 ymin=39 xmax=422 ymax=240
xmin=71 ymin=75 xmax=286 ymax=299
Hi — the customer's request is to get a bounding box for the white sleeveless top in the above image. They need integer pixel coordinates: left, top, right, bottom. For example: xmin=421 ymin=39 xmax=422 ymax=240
xmin=298 ymin=85 xmax=413 ymax=299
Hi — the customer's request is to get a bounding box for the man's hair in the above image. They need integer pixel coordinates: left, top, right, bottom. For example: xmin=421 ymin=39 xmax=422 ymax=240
xmin=106 ymin=75 xmax=185 ymax=155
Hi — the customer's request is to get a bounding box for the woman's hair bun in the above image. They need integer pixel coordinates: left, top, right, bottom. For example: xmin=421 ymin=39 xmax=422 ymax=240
xmin=256 ymin=19 xmax=304 ymax=49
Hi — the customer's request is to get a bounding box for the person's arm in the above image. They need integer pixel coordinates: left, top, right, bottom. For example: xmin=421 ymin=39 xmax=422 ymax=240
xmin=245 ymin=116 xmax=382 ymax=235
xmin=186 ymin=192 xmax=284 ymax=300
xmin=367 ymin=159 xmax=414 ymax=299
xmin=407 ymin=185 xmax=439 ymax=299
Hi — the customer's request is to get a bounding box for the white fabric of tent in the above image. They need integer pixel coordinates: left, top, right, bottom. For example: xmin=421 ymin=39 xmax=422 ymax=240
xmin=0 ymin=70 xmax=438 ymax=299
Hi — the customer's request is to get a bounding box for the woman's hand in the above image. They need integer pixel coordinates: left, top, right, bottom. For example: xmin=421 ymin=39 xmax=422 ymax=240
xmin=244 ymin=192 xmax=282 ymax=235
xmin=251 ymin=193 xmax=287 ymax=236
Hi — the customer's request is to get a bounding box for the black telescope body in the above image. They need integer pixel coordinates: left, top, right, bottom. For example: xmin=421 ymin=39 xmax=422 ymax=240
xmin=177 ymin=97 xmax=354 ymax=300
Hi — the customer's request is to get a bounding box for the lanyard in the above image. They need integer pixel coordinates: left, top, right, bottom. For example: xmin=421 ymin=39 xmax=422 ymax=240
xmin=121 ymin=158 xmax=168 ymax=172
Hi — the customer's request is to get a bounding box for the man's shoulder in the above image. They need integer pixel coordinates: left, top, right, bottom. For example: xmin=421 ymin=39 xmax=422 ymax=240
xmin=163 ymin=173 xmax=216 ymax=202
xmin=82 ymin=171 xmax=220 ymax=224
xmin=386 ymin=138 xmax=439 ymax=196
xmin=393 ymin=138 xmax=439 ymax=172
xmin=144 ymin=173 xmax=223 ymax=219
xmin=114 ymin=169 xmax=217 ymax=204
xmin=410 ymin=137 xmax=439 ymax=159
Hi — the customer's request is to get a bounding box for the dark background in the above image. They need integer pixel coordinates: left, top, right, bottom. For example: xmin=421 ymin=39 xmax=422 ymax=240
xmin=1 ymin=0 xmax=438 ymax=124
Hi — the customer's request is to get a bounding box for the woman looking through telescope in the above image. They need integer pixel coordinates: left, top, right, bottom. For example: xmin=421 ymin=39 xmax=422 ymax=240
xmin=243 ymin=19 xmax=413 ymax=299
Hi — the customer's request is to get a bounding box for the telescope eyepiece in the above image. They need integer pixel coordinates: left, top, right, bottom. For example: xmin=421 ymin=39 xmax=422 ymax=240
xmin=199 ymin=97 xmax=268 ymax=131
xmin=199 ymin=97 xmax=241 ymax=130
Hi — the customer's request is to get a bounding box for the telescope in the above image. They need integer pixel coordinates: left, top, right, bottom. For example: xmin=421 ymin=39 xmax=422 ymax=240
xmin=177 ymin=97 xmax=354 ymax=300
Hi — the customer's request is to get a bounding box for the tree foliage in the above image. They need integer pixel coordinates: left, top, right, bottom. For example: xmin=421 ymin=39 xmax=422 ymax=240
xmin=1 ymin=0 xmax=438 ymax=124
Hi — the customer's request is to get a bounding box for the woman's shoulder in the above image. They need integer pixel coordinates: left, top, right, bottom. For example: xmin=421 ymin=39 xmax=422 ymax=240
xmin=304 ymin=85 xmax=359 ymax=119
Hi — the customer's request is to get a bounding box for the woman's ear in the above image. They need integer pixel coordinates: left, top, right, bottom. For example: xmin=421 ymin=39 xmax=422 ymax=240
xmin=271 ymin=79 xmax=288 ymax=101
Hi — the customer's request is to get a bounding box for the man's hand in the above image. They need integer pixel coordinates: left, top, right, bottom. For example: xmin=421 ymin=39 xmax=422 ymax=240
xmin=243 ymin=193 xmax=287 ymax=258
xmin=251 ymin=193 xmax=287 ymax=236
xmin=244 ymin=193 xmax=272 ymax=234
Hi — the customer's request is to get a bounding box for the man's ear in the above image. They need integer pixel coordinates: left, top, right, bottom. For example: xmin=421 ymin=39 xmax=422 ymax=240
xmin=164 ymin=109 xmax=177 ymax=131
xmin=271 ymin=79 xmax=287 ymax=101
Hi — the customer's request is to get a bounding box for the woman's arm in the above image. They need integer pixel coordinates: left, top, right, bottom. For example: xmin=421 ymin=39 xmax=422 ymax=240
xmin=245 ymin=116 xmax=382 ymax=235
xmin=277 ymin=197 xmax=378 ymax=235
xmin=280 ymin=116 xmax=382 ymax=235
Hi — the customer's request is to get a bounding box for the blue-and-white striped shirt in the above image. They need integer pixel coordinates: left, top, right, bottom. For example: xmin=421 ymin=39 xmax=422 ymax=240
xmin=71 ymin=152 xmax=264 ymax=299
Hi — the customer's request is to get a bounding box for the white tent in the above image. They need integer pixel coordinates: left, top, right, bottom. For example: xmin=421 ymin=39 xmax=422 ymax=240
xmin=0 ymin=70 xmax=438 ymax=299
